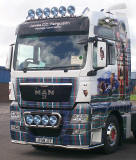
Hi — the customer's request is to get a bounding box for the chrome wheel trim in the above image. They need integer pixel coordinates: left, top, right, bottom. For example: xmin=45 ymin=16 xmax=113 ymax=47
xmin=106 ymin=123 xmax=117 ymax=147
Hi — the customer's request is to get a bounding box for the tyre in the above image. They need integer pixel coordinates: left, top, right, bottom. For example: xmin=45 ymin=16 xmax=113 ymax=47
xmin=102 ymin=115 xmax=120 ymax=154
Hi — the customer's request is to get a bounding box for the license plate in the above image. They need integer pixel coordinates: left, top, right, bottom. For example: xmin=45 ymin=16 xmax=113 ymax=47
xmin=36 ymin=137 xmax=53 ymax=144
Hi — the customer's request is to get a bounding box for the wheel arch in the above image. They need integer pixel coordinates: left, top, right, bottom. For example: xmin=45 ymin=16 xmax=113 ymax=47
xmin=108 ymin=110 xmax=124 ymax=144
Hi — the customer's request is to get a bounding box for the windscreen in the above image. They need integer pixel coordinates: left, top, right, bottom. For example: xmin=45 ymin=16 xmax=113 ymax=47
xmin=14 ymin=33 xmax=88 ymax=71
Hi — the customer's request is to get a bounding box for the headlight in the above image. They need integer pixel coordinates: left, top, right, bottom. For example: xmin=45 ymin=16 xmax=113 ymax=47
xmin=71 ymin=114 xmax=89 ymax=123
xmin=42 ymin=115 xmax=49 ymax=126
xmin=36 ymin=8 xmax=43 ymax=19
xmin=27 ymin=9 xmax=35 ymax=19
xmin=25 ymin=115 xmax=33 ymax=125
xmin=33 ymin=115 xmax=41 ymax=125
xmin=59 ymin=6 xmax=66 ymax=16
xmin=49 ymin=115 xmax=58 ymax=126
xmin=51 ymin=7 xmax=58 ymax=17
xmin=43 ymin=8 xmax=50 ymax=17
xmin=67 ymin=6 xmax=75 ymax=16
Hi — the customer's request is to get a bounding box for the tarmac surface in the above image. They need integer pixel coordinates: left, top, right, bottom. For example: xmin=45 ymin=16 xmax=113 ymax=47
xmin=0 ymin=103 xmax=136 ymax=160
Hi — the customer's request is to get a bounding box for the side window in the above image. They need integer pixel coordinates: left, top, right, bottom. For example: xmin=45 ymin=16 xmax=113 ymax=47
xmin=16 ymin=44 xmax=34 ymax=68
xmin=107 ymin=43 xmax=116 ymax=65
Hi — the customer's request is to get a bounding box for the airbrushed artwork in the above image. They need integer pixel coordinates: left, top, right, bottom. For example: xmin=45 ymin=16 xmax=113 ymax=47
xmin=98 ymin=72 xmax=119 ymax=96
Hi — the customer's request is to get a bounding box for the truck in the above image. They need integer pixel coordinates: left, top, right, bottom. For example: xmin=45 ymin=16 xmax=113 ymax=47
xmin=6 ymin=4 xmax=136 ymax=153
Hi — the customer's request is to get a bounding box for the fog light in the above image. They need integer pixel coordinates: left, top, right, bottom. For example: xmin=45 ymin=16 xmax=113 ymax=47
xmin=25 ymin=115 xmax=33 ymax=125
xmin=49 ymin=115 xmax=58 ymax=126
xmin=42 ymin=115 xmax=49 ymax=126
xmin=33 ymin=115 xmax=41 ymax=125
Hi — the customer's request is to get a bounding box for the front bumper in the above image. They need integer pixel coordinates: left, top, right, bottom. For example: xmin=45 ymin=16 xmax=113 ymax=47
xmin=10 ymin=101 xmax=103 ymax=149
xmin=12 ymin=140 xmax=104 ymax=150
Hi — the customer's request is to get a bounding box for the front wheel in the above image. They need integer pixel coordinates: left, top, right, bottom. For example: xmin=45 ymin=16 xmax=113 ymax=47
xmin=102 ymin=115 xmax=120 ymax=154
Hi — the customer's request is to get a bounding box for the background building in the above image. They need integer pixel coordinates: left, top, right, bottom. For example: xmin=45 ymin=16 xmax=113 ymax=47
xmin=0 ymin=66 xmax=10 ymax=102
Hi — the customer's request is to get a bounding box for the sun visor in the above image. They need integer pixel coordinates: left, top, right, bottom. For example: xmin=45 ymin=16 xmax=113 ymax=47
xmin=17 ymin=17 xmax=89 ymax=36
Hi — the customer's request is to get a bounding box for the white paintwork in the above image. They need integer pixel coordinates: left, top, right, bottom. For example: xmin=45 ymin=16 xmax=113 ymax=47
xmin=9 ymin=82 xmax=15 ymax=101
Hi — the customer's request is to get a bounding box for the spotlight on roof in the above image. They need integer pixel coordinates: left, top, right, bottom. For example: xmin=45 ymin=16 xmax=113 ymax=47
xmin=51 ymin=7 xmax=59 ymax=17
xmin=59 ymin=6 xmax=66 ymax=17
xmin=36 ymin=8 xmax=43 ymax=19
xmin=43 ymin=8 xmax=50 ymax=18
xmin=67 ymin=6 xmax=75 ymax=16
xmin=27 ymin=9 xmax=35 ymax=20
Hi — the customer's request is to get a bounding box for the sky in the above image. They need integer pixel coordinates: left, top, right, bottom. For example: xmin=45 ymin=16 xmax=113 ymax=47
xmin=0 ymin=0 xmax=136 ymax=71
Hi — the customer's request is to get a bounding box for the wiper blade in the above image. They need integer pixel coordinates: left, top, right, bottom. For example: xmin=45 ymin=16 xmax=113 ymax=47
xmin=22 ymin=65 xmax=81 ymax=73
xmin=22 ymin=66 xmax=50 ymax=72
xmin=49 ymin=65 xmax=81 ymax=71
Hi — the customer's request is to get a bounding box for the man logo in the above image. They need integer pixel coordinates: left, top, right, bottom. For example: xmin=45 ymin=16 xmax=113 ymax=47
xmin=42 ymin=90 xmax=55 ymax=99
xmin=34 ymin=88 xmax=55 ymax=99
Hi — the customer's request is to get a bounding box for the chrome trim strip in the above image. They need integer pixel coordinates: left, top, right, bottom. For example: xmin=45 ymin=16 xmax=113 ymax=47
xmin=11 ymin=140 xmax=104 ymax=150
xmin=20 ymin=83 xmax=72 ymax=86
xmin=23 ymin=112 xmax=62 ymax=129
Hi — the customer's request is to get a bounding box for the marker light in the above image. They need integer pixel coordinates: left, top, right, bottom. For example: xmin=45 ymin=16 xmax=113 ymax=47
xmin=36 ymin=8 xmax=43 ymax=19
xmin=49 ymin=115 xmax=58 ymax=126
xmin=43 ymin=8 xmax=50 ymax=17
xmin=25 ymin=115 xmax=33 ymax=125
xmin=67 ymin=6 xmax=75 ymax=16
xmin=33 ymin=115 xmax=41 ymax=125
xmin=42 ymin=115 xmax=49 ymax=126
xmin=27 ymin=9 xmax=35 ymax=19
xmin=59 ymin=6 xmax=66 ymax=16
xmin=51 ymin=7 xmax=58 ymax=17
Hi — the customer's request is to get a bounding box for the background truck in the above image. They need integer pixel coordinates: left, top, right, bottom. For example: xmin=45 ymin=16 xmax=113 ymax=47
xmin=6 ymin=4 xmax=136 ymax=153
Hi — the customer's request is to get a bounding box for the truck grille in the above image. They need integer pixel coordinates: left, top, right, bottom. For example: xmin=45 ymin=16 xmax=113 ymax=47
xmin=20 ymin=84 xmax=72 ymax=102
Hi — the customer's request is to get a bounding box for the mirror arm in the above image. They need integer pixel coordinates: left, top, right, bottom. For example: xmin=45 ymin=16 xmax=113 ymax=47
xmin=88 ymin=36 xmax=98 ymax=43
xmin=87 ymin=70 xmax=97 ymax=76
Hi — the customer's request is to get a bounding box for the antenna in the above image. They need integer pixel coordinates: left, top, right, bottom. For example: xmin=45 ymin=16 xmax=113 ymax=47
xmin=82 ymin=7 xmax=90 ymax=16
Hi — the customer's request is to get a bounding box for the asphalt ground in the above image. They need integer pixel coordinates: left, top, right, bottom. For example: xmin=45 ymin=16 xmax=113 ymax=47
xmin=0 ymin=103 xmax=136 ymax=160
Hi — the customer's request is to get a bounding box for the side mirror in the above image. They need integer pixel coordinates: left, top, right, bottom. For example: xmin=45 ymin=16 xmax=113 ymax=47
xmin=5 ymin=44 xmax=15 ymax=71
xmin=97 ymin=41 xmax=106 ymax=68
xmin=93 ymin=41 xmax=107 ymax=69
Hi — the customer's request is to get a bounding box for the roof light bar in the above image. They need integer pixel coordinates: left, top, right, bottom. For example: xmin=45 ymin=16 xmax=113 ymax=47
xmin=26 ymin=6 xmax=76 ymax=20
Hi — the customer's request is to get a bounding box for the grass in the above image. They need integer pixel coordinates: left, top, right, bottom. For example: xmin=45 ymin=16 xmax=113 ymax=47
xmin=130 ymin=94 xmax=136 ymax=101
